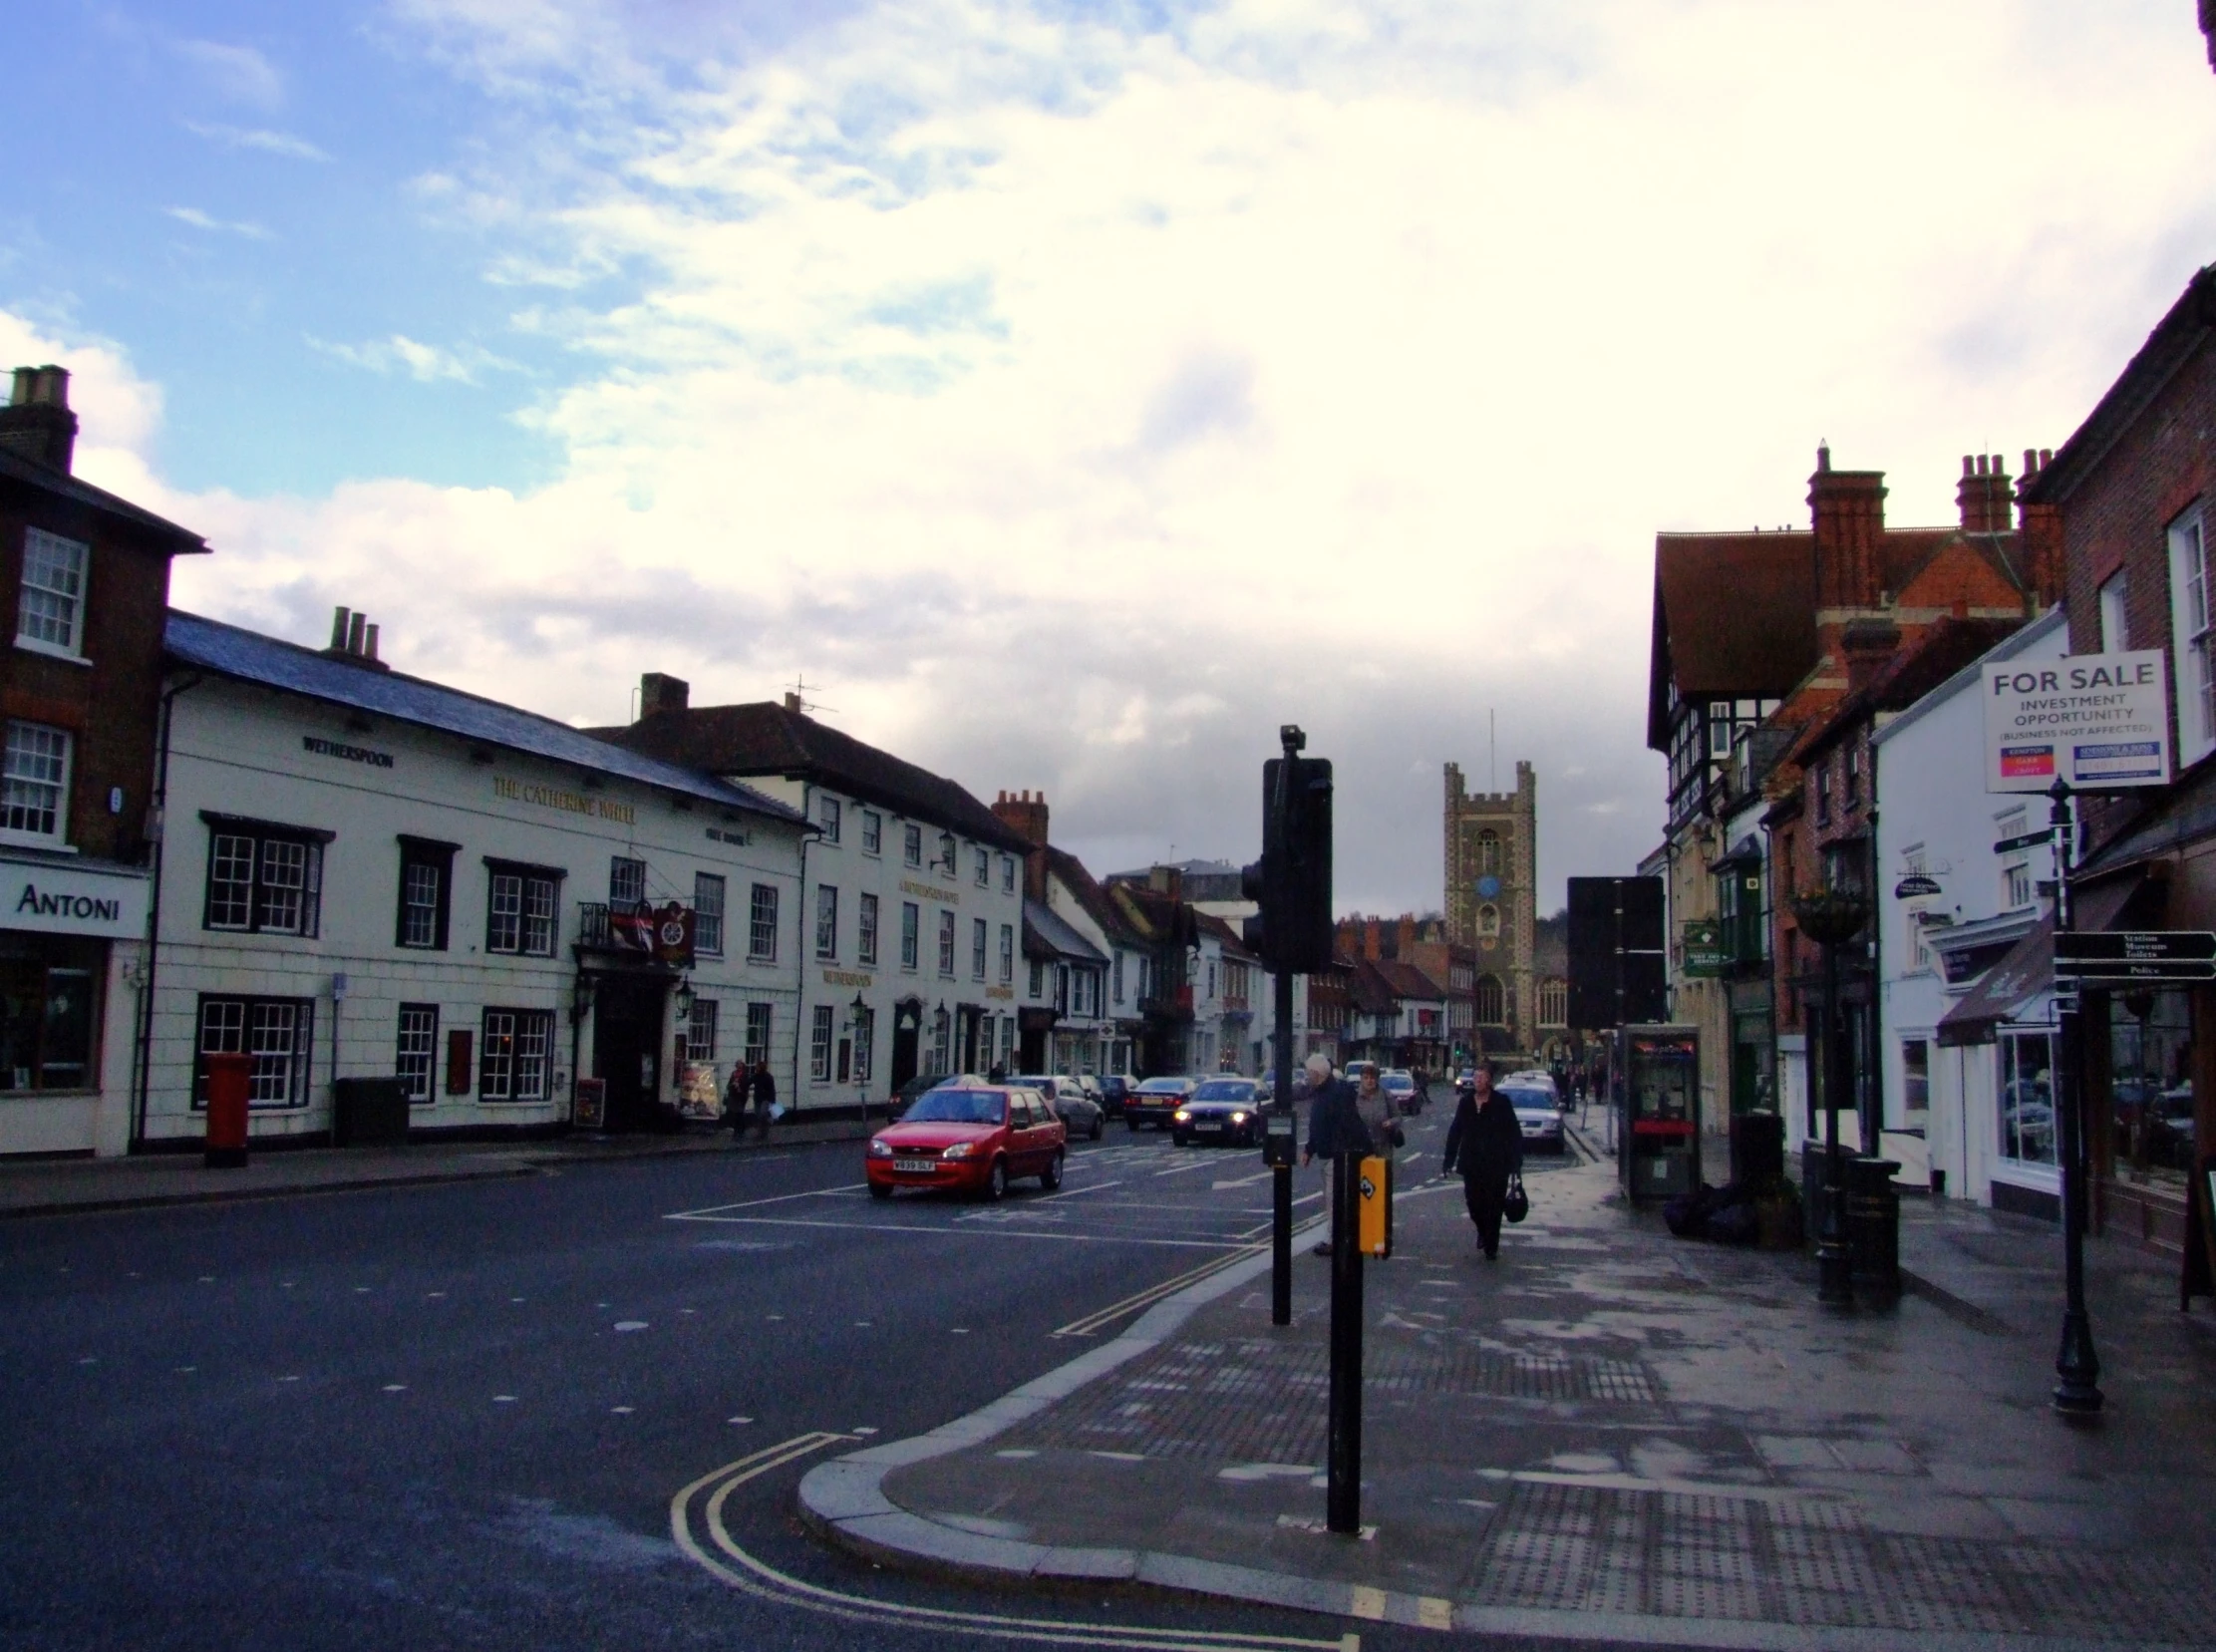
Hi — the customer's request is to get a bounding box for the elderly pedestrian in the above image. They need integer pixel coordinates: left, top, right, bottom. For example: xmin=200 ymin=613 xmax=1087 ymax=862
xmin=1301 ymin=1053 xmax=1371 ymax=1258
xmin=1442 ymin=1064 xmax=1523 ymax=1259
xmin=748 ymin=1059 xmax=778 ymax=1141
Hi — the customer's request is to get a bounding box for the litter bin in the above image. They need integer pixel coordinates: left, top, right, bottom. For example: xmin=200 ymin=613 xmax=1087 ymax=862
xmin=333 ymin=1077 xmax=412 ymax=1148
xmin=1845 ymin=1156 xmax=1901 ymax=1295
xmin=204 ymin=1051 xmax=252 ymax=1168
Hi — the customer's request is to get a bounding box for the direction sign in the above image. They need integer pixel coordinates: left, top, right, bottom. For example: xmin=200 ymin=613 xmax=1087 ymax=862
xmin=2055 ymin=930 xmax=2216 ymax=984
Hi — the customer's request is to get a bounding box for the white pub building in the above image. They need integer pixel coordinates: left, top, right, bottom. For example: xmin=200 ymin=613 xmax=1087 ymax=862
xmin=144 ymin=610 xmax=808 ymax=1146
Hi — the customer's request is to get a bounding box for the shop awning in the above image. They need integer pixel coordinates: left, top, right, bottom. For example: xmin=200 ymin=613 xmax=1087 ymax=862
xmin=1935 ymin=875 xmax=2145 ymax=1048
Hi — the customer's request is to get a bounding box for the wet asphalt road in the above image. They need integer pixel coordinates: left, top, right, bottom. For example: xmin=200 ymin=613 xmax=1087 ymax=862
xmin=0 ymin=1107 xmax=1595 ymax=1652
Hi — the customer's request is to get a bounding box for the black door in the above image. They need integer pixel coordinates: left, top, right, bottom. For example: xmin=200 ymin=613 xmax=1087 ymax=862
xmin=888 ymin=1001 xmax=921 ymax=1095
xmin=594 ymin=976 xmax=667 ymax=1133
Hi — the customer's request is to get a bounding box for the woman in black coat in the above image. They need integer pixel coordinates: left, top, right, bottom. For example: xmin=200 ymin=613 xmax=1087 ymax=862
xmin=1441 ymin=1067 xmax=1523 ymax=1258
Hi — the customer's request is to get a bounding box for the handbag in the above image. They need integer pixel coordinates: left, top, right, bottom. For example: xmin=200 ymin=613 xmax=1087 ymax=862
xmin=1503 ymin=1171 xmax=1530 ymax=1224
xmin=1388 ymin=1120 xmax=1407 ymax=1150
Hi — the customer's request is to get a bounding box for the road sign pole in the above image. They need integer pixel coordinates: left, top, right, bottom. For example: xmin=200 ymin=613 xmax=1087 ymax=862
xmin=1326 ymin=1150 xmax=1364 ymax=1533
xmin=2049 ymin=780 xmax=2104 ymax=1417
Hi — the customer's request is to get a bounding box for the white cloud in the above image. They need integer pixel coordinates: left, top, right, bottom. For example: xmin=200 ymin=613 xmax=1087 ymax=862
xmin=175 ymin=39 xmax=287 ymax=110
xmin=163 ymin=206 xmax=275 ymax=240
xmin=184 ymin=122 xmax=331 ymax=162
xmin=308 ymin=333 xmax=522 ymax=384
xmin=26 ymin=0 xmax=2216 ymax=910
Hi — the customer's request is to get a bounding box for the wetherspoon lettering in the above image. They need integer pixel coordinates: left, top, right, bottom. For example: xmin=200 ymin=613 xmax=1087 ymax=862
xmin=900 ymin=878 xmax=959 ymax=904
xmin=303 ymin=735 xmax=395 ymax=768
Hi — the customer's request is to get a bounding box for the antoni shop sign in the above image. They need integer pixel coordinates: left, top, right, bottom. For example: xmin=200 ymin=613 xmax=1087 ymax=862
xmin=3 ymin=863 xmax=150 ymax=939
xmin=1984 ymin=650 xmax=2171 ymax=793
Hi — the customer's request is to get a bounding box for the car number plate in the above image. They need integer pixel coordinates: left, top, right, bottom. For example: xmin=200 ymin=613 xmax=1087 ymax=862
xmin=1196 ymin=1121 xmax=1222 ymax=1132
xmin=894 ymin=1158 xmax=938 ymax=1173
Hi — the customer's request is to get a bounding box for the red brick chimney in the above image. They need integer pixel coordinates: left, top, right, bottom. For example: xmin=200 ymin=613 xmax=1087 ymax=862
xmin=1957 ymin=453 xmax=2015 ymax=534
xmin=992 ymin=790 xmax=1051 ymax=900
xmin=1808 ymin=444 xmax=1887 ymax=611
xmin=0 ymin=366 xmax=77 ymax=474
xmin=2017 ymin=448 xmax=2062 ymax=609
xmin=1839 ymin=617 xmax=1901 ymax=695
xmin=638 ymin=672 xmax=690 ymax=719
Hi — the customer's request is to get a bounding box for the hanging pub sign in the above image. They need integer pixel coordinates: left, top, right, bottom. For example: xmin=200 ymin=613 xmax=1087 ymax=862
xmin=608 ymin=901 xmax=696 ymax=966
xmin=1984 ymin=651 xmax=2171 ymax=793
xmin=1681 ymin=918 xmax=1727 ymax=978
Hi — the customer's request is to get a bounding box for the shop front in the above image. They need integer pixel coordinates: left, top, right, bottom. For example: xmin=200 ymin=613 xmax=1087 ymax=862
xmin=0 ymin=853 xmax=150 ymax=1157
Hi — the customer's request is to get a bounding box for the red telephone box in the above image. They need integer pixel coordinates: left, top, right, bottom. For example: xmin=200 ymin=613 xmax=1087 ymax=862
xmin=204 ymin=1051 xmax=252 ymax=1168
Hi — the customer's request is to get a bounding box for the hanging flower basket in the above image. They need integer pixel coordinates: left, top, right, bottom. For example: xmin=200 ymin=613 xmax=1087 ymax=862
xmin=1790 ymin=887 xmax=1871 ymax=946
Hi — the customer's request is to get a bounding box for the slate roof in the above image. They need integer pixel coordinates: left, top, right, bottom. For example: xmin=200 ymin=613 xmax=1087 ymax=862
xmin=0 ymin=447 xmax=207 ymax=549
xmin=165 ymin=611 xmax=801 ymax=822
xmin=1045 ymin=845 xmax=1145 ymax=947
xmin=592 ymin=702 xmax=1026 ymax=852
xmin=1194 ymin=911 xmax=1261 ymax=963
xmin=1025 ymin=897 xmax=1107 ymax=965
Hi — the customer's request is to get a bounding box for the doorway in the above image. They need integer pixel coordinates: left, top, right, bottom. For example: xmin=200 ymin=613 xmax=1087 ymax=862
xmin=888 ymin=999 xmax=921 ymax=1095
xmin=593 ymin=974 xmax=669 ymax=1132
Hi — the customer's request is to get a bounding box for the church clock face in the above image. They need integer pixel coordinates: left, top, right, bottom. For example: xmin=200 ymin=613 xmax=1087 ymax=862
xmin=1474 ymin=874 xmax=1502 ymax=900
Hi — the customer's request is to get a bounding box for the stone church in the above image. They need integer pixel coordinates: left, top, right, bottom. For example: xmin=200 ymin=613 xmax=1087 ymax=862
xmin=1443 ymin=760 xmax=1538 ymax=1055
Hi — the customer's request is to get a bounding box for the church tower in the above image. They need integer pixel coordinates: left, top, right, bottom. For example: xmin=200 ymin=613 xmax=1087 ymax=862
xmin=1443 ymin=761 xmax=1538 ymax=1055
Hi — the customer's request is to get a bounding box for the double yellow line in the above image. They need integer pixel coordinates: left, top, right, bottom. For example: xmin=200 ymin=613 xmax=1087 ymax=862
xmin=670 ymin=1434 xmax=1359 ymax=1652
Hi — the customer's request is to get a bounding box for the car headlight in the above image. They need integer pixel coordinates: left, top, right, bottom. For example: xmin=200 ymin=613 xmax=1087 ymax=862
xmin=867 ymin=1140 xmax=893 ymax=1157
xmin=1173 ymin=1110 xmax=1190 ymax=1122
xmin=942 ymin=1143 xmax=976 ymax=1159
xmin=1230 ymin=1112 xmax=1247 ymax=1124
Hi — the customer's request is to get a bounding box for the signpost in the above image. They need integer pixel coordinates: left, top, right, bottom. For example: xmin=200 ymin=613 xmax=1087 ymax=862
xmin=2054 ymin=931 xmax=2216 ymax=984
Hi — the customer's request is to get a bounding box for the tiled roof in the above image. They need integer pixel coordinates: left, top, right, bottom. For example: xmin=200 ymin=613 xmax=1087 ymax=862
xmin=1193 ymin=911 xmax=1261 ymax=963
xmin=592 ymin=702 xmax=1027 ymax=851
xmin=0 ymin=448 xmax=208 ymax=549
xmin=1025 ymin=898 xmax=1107 ymax=964
xmin=1045 ymin=845 xmax=1145 ymax=947
xmin=165 ymin=611 xmax=801 ymax=822
xmin=1371 ymin=959 xmax=1446 ymax=1001
xmin=1648 ymin=532 xmax=1819 ymax=748
xmin=1785 ymin=616 xmax=2025 ymax=767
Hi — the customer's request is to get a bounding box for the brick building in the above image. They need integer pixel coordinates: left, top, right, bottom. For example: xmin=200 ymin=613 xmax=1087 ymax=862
xmin=0 ymin=366 xmax=206 ymax=1157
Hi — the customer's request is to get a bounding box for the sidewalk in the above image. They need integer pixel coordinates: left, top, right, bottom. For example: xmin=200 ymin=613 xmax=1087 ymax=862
xmin=800 ymin=1150 xmax=2216 ymax=1649
xmin=0 ymin=1118 xmax=872 ymax=1219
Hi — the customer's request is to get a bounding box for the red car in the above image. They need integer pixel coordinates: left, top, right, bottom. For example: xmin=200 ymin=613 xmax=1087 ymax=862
xmin=865 ymin=1084 xmax=1067 ymax=1200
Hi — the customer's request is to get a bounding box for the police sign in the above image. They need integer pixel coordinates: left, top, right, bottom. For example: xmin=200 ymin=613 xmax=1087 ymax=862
xmin=1984 ymin=650 xmax=2171 ymax=793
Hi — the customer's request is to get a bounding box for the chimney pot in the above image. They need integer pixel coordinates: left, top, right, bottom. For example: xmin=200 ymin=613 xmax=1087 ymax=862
xmin=1961 ymin=455 xmax=1975 ymax=477
xmin=2024 ymin=448 xmax=2038 ymax=477
xmin=347 ymin=612 xmax=368 ymax=655
xmin=1816 ymin=442 xmax=1830 ymax=473
xmin=783 ymin=691 xmax=801 ymax=714
xmin=330 ymin=606 xmax=352 ymax=649
xmin=2040 ymin=448 xmax=2053 ymax=467
xmin=639 ymin=672 xmax=690 ymax=719
xmin=0 ymin=363 xmax=78 ymax=472
xmin=365 ymin=623 xmax=380 ymax=662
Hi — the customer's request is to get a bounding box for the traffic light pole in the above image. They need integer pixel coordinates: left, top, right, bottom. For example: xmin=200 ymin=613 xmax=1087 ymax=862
xmin=1327 ymin=1149 xmax=1364 ymax=1533
xmin=1271 ymin=962 xmax=1294 ymax=1326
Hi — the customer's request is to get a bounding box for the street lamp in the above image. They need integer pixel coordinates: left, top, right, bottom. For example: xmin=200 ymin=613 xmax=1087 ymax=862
xmin=851 ymin=991 xmax=869 ymax=1118
xmin=1792 ymin=884 xmax=1870 ymax=1308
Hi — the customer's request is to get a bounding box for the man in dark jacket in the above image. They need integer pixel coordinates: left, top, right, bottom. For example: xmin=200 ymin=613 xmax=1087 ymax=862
xmin=1442 ymin=1065 xmax=1522 ymax=1258
xmin=748 ymin=1060 xmax=778 ymax=1141
xmin=1301 ymin=1054 xmax=1371 ymax=1256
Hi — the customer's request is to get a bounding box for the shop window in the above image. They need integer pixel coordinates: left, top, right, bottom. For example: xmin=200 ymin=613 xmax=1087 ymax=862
xmin=195 ymin=994 xmax=313 ymax=1108
xmin=2 ymin=721 xmax=70 ymax=841
xmin=1998 ymin=1029 xmax=2057 ymax=1166
xmin=0 ymin=953 xmax=95 ymax=1091
xmin=685 ymin=997 xmax=718 ymax=1062
xmin=971 ymin=917 xmax=988 ymax=979
xmin=478 ymin=1008 xmax=553 ymax=1102
xmin=810 ymin=1004 xmax=834 ymax=1081
xmin=937 ymin=909 xmax=957 ymax=975
xmin=485 ymin=862 xmax=560 ymax=956
xmin=694 ymin=873 xmax=726 ymax=957
xmin=749 ymin=883 xmax=779 ymax=960
xmin=858 ymin=892 xmax=879 ymax=966
xmin=744 ymin=1002 xmax=773 ymax=1066
xmin=861 ymin=810 xmax=882 ymax=855
xmin=903 ymin=823 xmax=922 ymax=867
xmin=2109 ymin=989 xmax=2195 ymax=1173
xmin=396 ymin=837 xmax=456 ymax=950
xmin=815 ymin=884 xmax=838 ymax=959
xmin=900 ymin=901 xmax=919 ymax=970
xmin=396 ymin=1004 xmax=439 ymax=1104
xmin=203 ymin=817 xmax=328 ymax=936
xmin=17 ymin=528 xmax=87 ymax=657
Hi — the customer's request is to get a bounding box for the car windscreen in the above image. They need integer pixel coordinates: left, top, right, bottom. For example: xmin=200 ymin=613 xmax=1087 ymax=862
xmin=1501 ymin=1089 xmax=1553 ymax=1112
xmin=901 ymin=1089 xmax=1006 ymax=1126
xmin=1191 ymin=1081 xmax=1253 ymax=1101
xmin=1382 ymin=1076 xmax=1415 ymax=1091
xmin=1137 ymin=1080 xmax=1187 ymax=1094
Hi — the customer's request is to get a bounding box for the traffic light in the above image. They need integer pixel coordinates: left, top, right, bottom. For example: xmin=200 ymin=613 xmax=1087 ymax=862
xmin=1243 ymin=748 xmax=1334 ymax=972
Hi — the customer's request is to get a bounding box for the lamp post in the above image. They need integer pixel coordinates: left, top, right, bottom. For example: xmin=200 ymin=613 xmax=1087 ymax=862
xmin=1792 ymin=885 xmax=1870 ymax=1308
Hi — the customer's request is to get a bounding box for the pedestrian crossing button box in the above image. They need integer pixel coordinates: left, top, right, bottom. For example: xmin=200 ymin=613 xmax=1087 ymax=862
xmin=1358 ymin=1154 xmax=1393 ymax=1257
xmin=1262 ymin=1110 xmax=1298 ymax=1166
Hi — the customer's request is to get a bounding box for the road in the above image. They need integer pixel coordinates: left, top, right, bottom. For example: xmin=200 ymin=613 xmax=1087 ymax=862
xmin=0 ymin=1096 xmax=1588 ymax=1652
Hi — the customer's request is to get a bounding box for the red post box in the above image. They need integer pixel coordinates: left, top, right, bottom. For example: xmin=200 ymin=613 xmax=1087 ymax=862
xmin=204 ymin=1051 xmax=252 ymax=1168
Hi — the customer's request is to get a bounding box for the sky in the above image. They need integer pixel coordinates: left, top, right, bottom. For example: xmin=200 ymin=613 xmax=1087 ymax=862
xmin=6 ymin=0 xmax=2215 ymax=915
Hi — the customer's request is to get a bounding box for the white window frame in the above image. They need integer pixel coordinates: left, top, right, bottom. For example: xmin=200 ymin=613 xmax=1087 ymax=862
xmin=900 ymin=901 xmax=920 ymax=970
xmin=810 ymin=1004 xmax=834 ymax=1083
xmin=815 ymin=884 xmax=839 ymax=960
xmin=749 ymin=882 xmax=779 ymax=961
xmin=974 ymin=846 xmax=990 ymax=887
xmin=2098 ymin=569 xmax=2128 ymax=654
xmin=1 ymin=720 xmax=71 ymax=843
xmin=694 ymin=872 xmax=726 ymax=957
xmin=819 ymin=794 xmax=841 ymax=843
xmin=1001 ymin=854 xmax=1016 ymax=893
xmin=861 ymin=810 xmax=882 ymax=855
xmin=16 ymin=528 xmax=88 ymax=661
xmin=937 ymin=909 xmax=957 ymax=975
xmin=903 ymin=823 xmax=923 ymax=867
xmin=999 ymin=923 xmax=1014 ymax=984
xmin=396 ymin=1004 xmax=439 ymax=1105
xmin=2169 ymin=503 xmax=2215 ymax=767
xmin=971 ymin=916 xmax=988 ymax=979
xmin=858 ymin=891 xmax=879 ymax=966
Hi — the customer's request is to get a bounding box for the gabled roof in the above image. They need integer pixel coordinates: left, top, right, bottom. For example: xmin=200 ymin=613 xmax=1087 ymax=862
xmin=1648 ymin=532 xmax=1819 ymax=750
xmin=0 ymin=447 xmax=208 ymax=550
xmin=1347 ymin=962 xmax=1398 ymax=1015
xmin=165 ymin=611 xmax=801 ymax=823
xmin=1193 ymin=911 xmax=1260 ymax=963
xmin=1025 ymin=898 xmax=1107 ymax=965
xmin=591 ymin=702 xmax=1027 ymax=851
xmin=1045 ymin=845 xmax=1144 ymax=947
xmin=1783 ymin=616 xmax=2024 ymax=768
xmin=1109 ymin=880 xmax=1197 ymax=950
xmin=1371 ymin=959 xmax=1447 ymax=1002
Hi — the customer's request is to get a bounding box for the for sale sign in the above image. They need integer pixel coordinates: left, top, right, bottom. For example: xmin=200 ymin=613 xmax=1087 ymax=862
xmin=1984 ymin=651 xmax=2171 ymax=793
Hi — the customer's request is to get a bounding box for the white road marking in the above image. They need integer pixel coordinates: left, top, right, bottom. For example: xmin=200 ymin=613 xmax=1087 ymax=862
xmin=278 ymin=1375 xmax=301 ymax=1383
xmin=1210 ymin=1168 xmax=1275 ymax=1189
xmin=1037 ymin=1178 xmax=1126 ymax=1200
xmin=665 ymin=1182 xmax=870 ymax=1219
xmin=1150 ymin=1159 xmax=1217 ymax=1177
xmin=612 ymin=1406 xmax=635 ymax=1415
xmin=493 ymin=1395 xmax=517 ymax=1404
xmin=615 ymin=1320 xmax=649 ymax=1332
xmin=688 ymin=1214 xmax=1249 ymax=1250
xmin=383 ymin=1384 xmax=407 ymax=1392
xmin=950 ymin=1328 xmax=971 ymax=1335
xmin=852 ymin=1426 xmax=878 ymax=1436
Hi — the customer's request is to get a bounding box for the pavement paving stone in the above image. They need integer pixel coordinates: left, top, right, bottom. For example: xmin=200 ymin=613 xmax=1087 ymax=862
xmin=868 ymin=1148 xmax=2216 ymax=1641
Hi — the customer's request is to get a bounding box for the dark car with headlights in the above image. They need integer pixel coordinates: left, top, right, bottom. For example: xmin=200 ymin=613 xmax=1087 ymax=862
xmin=1172 ymin=1077 xmax=1269 ymax=1148
xmin=1125 ymin=1075 xmax=1195 ymax=1131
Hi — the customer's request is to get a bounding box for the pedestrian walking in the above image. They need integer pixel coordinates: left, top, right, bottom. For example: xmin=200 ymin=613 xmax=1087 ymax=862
xmin=1301 ymin=1053 xmax=1372 ymax=1257
xmin=1442 ymin=1065 xmax=1523 ymax=1259
xmin=748 ymin=1059 xmax=777 ymax=1141
xmin=722 ymin=1063 xmax=751 ymax=1139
